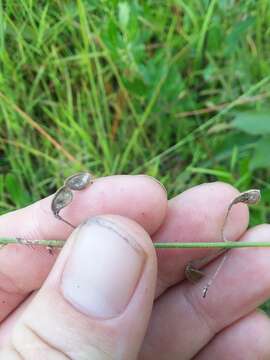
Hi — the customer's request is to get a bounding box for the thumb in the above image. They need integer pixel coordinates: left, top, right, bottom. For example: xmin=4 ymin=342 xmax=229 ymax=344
xmin=5 ymin=215 xmax=157 ymax=359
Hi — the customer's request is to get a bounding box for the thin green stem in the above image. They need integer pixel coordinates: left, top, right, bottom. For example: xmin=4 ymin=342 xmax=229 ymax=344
xmin=154 ymin=241 xmax=270 ymax=249
xmin=1 ymin=238 xmax=270 ymax=250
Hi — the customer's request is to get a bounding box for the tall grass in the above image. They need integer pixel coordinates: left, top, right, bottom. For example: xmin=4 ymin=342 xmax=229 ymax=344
xmin=0 ymin=0 xmax=270 ymax=228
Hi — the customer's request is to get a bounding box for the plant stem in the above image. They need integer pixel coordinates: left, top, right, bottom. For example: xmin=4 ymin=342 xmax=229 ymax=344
xmin=1 ymin=238 xmax=270 ymax=249
xmin=0 ymin=238 xmax=65 ymax=247
xmin=154 ymin=241 xmax=270 ymax=248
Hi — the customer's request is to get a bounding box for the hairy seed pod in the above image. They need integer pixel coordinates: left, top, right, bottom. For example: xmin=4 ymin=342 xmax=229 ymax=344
xmin=51 ymin=186 xmax=73 ymax=217
xmin=64 ymin=172 xmax=93 ymax=191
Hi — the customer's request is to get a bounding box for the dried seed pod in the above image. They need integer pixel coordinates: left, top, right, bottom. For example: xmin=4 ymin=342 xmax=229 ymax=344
xmin=185 ymin=263 xmax=205 ymax=283
xmin=185 ymin=248 xmax=226 ymax=285
xmin=64 ymin=172 xmax=93 ymax=191
xmin=202 ymin=188 xmax=262 ymax=298
xmin=51 ymin=186 xmax=73 ymax=217
xmin=185 ymin=188 xmax=262 ymax=299
xmin=229 ymin=189 xmax=261 ymax=208
xmin=51 ymin=186 xmax=75 ymax=228
xmin=223 ymin=189 xmax=261 ymax=241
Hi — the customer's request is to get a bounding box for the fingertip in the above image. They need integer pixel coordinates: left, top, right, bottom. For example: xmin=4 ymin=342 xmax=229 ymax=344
xmin=182 ymin=181 xmax=250 ymax=241
xmin=132 ymin=175 xmax=168 ymax=233
xmin=92 ymin=175 xmax=168 ymax=234
xmin=41 ymin=174 xmax=168 ymax=236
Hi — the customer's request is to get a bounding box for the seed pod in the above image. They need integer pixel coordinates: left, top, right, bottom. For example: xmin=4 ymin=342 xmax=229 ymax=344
xmin=229 ymin=189 xmax=261 ymax=208
xmin=185 ymin=263 xmax=205 ymax=283
xmin=51 ymin=186 xmax=73 ymax=218
xmin=223 ymin=189 xmax=261 ymax=240
xmin=201 ymin=188 xmax=262 ymax=298
xmin=64 ymin=172 xmax=93 ymax=191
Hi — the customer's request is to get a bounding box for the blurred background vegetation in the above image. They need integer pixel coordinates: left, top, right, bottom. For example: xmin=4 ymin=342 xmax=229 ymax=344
xmin=0 ymin=0 xmax=270 ymax=232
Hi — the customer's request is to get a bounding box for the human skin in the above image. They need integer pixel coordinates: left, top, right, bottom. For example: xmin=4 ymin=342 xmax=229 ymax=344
xmin=0 ymin=175 xmax=270 ymax=359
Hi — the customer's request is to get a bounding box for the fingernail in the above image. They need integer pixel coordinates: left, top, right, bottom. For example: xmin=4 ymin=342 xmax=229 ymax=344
xmin=61 ymin=217 xmax=146 ymax=319
xmin=138 ymin=174 xmax=167 ymax=196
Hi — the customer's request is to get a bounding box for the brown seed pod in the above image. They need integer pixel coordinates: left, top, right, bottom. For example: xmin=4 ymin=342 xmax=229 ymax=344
xmin=185 ymin=188 xmax=262 ymax=298
xmin=64 ymin=172 xmax=93 ymax=191
xmin=202 ymin=189 xmax=262 ymax=298
xmin=222 ymin=189 xmax=261 ymax=241
xmin=51 ymin=186 xmax=73 ymax=217
xmin=51 ymin=186 xmax=75 ymax=228
xmin=185 ymin=263 xmax=205 ymax=283
xmin=229 ymin=189 xmax=261 ymax=208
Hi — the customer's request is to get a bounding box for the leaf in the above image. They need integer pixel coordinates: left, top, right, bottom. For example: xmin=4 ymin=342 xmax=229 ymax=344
xmin=5 ymin=173 xmax=30 ymax=206
xmin=250 ymin=136 xmax=270 ymax=170
xmin=226 ymin=17 xmax=255 ymax=53
xmin=118 ymin=2 xmax=130 ymax=30
xmin=232 ymin=111 xmax=270 ymax=135
xmin=0 ymin=175 xmax=4 ymax=200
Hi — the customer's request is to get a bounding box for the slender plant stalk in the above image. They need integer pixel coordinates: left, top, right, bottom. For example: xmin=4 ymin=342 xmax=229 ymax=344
xmin=154 ymin=242 xmax=270 ymax=249
xmin=1 ymin=238 xmax=270 ymax=249
xmin=0 ymin=238 xmax=65 ymax=247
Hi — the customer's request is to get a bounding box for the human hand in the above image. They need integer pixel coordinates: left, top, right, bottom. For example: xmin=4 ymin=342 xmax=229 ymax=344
xmin=0 ymin=177 xmax=270 ymax=359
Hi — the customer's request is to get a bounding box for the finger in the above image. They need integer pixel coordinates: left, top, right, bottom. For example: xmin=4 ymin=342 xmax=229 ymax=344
xmin=0 ymin=293 xmax=34 ymax=347
xmin=1 ymin=215 xmax=157 ymax=359
xmin=0 ymin=175 xmax=167 ymax=322
xmin=0 ymin=175 xmax=167 ymax=238
xmin=140 ymin=224 xmax=270 ymax=359
xmin=153 ymin=182 xmax=249 ymax=296
xmin=195 ymin=310 xmax=270 ymax=360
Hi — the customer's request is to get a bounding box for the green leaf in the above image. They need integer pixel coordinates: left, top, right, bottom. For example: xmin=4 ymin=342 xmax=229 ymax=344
xmin=0 ymin=175 xmax=4 ymax=201
xmin=189 ymin=167 xmax=233 ymax=181
xmin=232 ymin=111 xmax=270 ymax=135
xmin=250 ymin=136 xmax=270 ymax=170
xmin=226 ymin=17 xmax=255 ymax=53
xmin=118 ymin=2 xmax=130 ymax=30
xmin=5 ymin=173 xmax=30 ymax=207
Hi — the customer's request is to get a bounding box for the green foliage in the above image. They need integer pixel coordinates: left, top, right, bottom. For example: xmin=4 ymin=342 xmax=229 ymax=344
xmin=232 ymin=111 xmax=270 ymax=170
xmin=250 ymin=137 xmax=270 ymax=170
xmin=0 ymin=0 xmax=269 ymax=316
xmin=5 ymin=172 xmax=31 ymax=207
xmin=0 ymin=0 xmax=269 ymax=224
xmin=232 ymin=111 xmax=270 ymax=135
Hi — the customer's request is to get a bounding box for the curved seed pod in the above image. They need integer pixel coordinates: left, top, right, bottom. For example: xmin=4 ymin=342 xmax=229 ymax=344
xmin=202 ymin=188 xmax=262 ymax=298
xmin=51 ymin=186 xmax=73 ymax=218
xmin=64 ymin=172 xmax=93 ymax=191
xmin=185 ymin=263 xmax=205 ymax=283
xmin=222 ymin=189 xmax=261 ymax=241
xmin=228 ymin=189 xmax=261 ymax=210
xmin=185 ymin=247 xmax=226 ymax=285
xmin=51 ymin=186 xmax=75 ymax=228
xmin=185 ymin=188 xmax=262 ymax=299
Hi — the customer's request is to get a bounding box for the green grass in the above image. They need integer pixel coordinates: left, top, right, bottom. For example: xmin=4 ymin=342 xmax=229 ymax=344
xmin=0 ymin=0 xmax=270 ymax=306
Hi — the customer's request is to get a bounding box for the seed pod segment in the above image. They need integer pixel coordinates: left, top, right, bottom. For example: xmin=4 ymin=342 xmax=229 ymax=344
xmin=64 ymin=172 xmax=93 ymax=191
xmin=51 ymin=186 xmax=73 ymax=217
xmin=185 ymin=263 xmax=205 ymax=283
xmin=228 ymin=189 xmax=261 ymax=210
xmin=203 ymin=189 xmax=262 ymax=298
